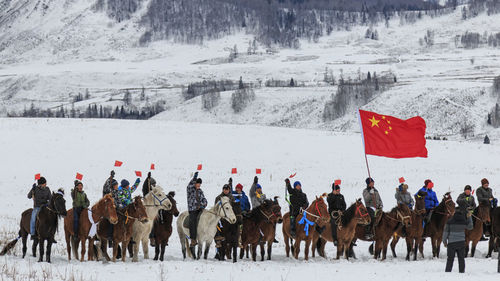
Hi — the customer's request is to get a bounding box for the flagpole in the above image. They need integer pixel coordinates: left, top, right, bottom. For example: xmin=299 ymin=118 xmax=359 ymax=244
xmin=357 ymin=109 xmax=371 ymax=178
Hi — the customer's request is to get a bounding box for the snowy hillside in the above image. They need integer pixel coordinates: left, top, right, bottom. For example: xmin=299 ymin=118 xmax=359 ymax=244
xmin=0 ymin=1 xmax=500 ymax=139
xmin=0 ymin=118 xmax=499 ymax=280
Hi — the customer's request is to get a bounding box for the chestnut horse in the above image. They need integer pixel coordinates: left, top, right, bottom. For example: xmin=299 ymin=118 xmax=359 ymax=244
xmin=420 ymin=192 xmax=455 ymax=258
xmin=240 ymin=199 xmax=282 ymax=261
xmin=256 ymin=198 xmax=283 ymax=261
xmin=153 ymin=192 xmax=180 ymax=261
xmin=312 ymin=199 xmax=371 ymax=260
xmin=465 ymin=201 xmax=491 ymax=257
xmin=97 ymin=196 xmax=148 ymax=262
xmin=390 ymin=191 xmax=427 ymax=261
xmin=353 ymin=203 xmax=412 ymax=260
xmin=64 ymin=193 xmax=118 ymax=261
xmin=282 ymin=195 xmax=330 ymax=261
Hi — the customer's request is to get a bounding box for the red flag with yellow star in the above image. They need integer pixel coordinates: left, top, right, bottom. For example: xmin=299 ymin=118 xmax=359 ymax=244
xmin=359 ymin=110 xmax=427 ymax=158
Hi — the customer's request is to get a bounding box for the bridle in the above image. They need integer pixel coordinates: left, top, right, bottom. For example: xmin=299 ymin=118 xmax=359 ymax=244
xmin=300 ymin=201 xmax=329 ymax=224
xmin=46 ymin=193 xmax=65 ymax=215
xmin=435 ymin=196 xmax=454 ymax=216
xmin=90 ymin=198 xmax=116 ymax=223
xmin=205 ymin=200 xmax=234 ymax=221
xmin=260 ymin=206 xmax=281 ymax=222
xmin=145 ymin=191 xmax=171 ymax=209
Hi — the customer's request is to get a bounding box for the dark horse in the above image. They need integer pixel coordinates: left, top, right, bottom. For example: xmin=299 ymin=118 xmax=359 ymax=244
xmin=217 ymin=200 xmax=243 ymax=262
xmin=390 ymin=191 xmax=427 ymax=261
xmin=465 ymin=201 xmax=491 ymax=257
xmin=241 ymin=198 xmax=283 ymax=261
xmin=420 ymin=192 xmax=455 ymax=258
xmin=353 ymin=203 xmax=412 ymax=260
xmin=312 ymin=199 xmax=371 ymax=260
xmin=486 ymin=206 xmax=500 ymax=258
xmin=1 ymin=190 xmax=67 ymax=263
xmin=97 ymin=196 xmax=148 ymax=262
xmin=153 ymin=192 xmax=180 ymax=261
xmin=257 ymin=198 xmax=283 ymax=261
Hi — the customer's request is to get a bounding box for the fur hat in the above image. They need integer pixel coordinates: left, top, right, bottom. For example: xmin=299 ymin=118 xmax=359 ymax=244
xmin=121 ymin=179 xmax=129 ymax=187
xmin=196 ymin=178 xmax=202 ymax=184
xmin=235 ymin=183 xmax=243 ymax=190
xmin=481 ymin=178 xmax=489 ymax=186
xmin=222 ymin=184 xmax=230 ymax=190
xmin=111 ymin=179 xmax=118 ymax=187
xmin=74 ymin=180 xmax=83 ymax=187
xmin=365 ymin=177 xmax=374 ymax=185
xmin=464 ymin=185 xmax=472 ymax=191
xmin=293 ymin=181 xmax=301 ymax=188
xmin=37 ymin=177 xmax=47 ymax=185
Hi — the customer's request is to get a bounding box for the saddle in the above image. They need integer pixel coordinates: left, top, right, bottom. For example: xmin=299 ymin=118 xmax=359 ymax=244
xmin=182 ymin=211 xmax=203 ymax=229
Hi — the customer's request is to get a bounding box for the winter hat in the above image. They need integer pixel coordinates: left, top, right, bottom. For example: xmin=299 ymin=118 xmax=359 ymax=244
xmin=293 ymin=181 xmax=302 ymax=188
xmin=121 ymin=179 xmax=130 ymax=187
xmin=74 ymin=180 xmax=83 ymax=187
xmin=38 ymin=177 xmax=47 ymax=185
xmin=256 ymin=184 xmax=262 ymax=190
xmin=481 ymin=178 xmax=489 ymax=186
xmin=424 ymin=179 xmax=433 ymax=188
xmin=222 ymin=184 xmax=231 ymax=190
xmin=399 ymin=184 xmax=408 ymax=191
xmin=332 ymin=184 xmax=340 ymax=191
xmin=464 ymin=185 xmax=472 ymax=191
xmin=365 ymin=177 xmax=374 ymax=185
xmin=196 ymin=178 xmax=203 ymax=184
xmin=111 ymin=179 xmax=118 ymax=187
xmin=235 ymin=183 xmax=243 ymax=190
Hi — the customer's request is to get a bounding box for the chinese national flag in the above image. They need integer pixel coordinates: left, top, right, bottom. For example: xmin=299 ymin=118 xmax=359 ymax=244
xmin=359 ymin=110 xmax=427 ymax=158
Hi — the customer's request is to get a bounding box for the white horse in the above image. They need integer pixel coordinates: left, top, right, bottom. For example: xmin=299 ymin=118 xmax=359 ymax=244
xmin=177 ymin=196 xmax=237 ymax=260
xmin=130 ymin=186 xmax=172 ymax=262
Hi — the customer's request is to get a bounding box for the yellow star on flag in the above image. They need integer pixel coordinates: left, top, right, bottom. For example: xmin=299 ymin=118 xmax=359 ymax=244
xmin=369 ymin=116 xmax=380 ymax=127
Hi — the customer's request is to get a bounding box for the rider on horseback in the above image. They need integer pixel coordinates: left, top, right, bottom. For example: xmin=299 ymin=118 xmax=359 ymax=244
xmin=187 ymin=172 xmax=207 ymax=247
xmin=71 ymin=180 xmax=90 ymax=236
xmin=116 ymin=178 xmax=141 ymax=209
xmin=102 ymin=170 xmax=115 ymax=197
xmin=214 ymin=181 xmax=234 ymax=248
xmin=477 ymin=178 xmax=496 ymax=238
xmin=327 ymin=182 xmax=346 ymax=245
xmin=417 ymin=179 xmax=439 ymax=224
xmin=363 ymin=177 xmax=383 ymax=240
xmin=285 ymin=178 xmax=309 ymax=238
xmin=249 ymin=176 xmax=266 ymax=209
xmin=395 ymin=183 xmax=414 ymax=209
xmin=457 ymin=185 xmax=476 ymax=216
xmin=142 ymin=172 xmax=157 ymax=197
xmin=27 ymin=177 xmax=53 ymax=241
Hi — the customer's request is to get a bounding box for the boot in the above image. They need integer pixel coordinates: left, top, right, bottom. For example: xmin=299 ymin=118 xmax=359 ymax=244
xmin=214 ymin=236 xmax=224 ymax=248
xmin=364 ymin=224 xmax=373 ymax=240
xmin=190 ymin=239 xmax=198 ymax=247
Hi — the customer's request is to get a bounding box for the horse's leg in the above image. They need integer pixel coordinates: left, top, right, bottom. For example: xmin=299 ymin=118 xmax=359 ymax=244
xmin=197 ymin=242 xmax=202 ymax=260
xmin=284 ymin=235 xmax=290 ymax=258
xmin=251 ymin=243 xmax=258 ymax=262
xmin=38 ymin=239 xmax=44 ymax=262
xmin=32 ymin=237 xmax=38 ymax=257
xmin=88 ymin=238 xmax=95 ymax=261
xmin=406 ymin=237 xmax=413 ymax=261
xmin=465 ymin=239 xmax=470 ymax=257
xmin=487 ymin=238 xmax=494 ymax=258
xmin=293 ymin=239 xmax=301 ymax=259
xmin=112 ymin=242 xmax=118 ymax=262
xmin=239 ymin=245 xmax=244 ymax=259
xmin=203 ymin=242 xmax=210 ymax=260
xmin=382 ymin=239 xmax=388 ymax=261
xmin=390 ymin=235 xmax=399 ymax=258
xmin=246 ymin=245 xmax=250 ymax=258
xmin=419 ymin=238 xmax=425 ymax=258
xmin=21 ymin=234 xmax=28 ymax=259
xmin=80 ymin=237 xmax=87 ymax=261
xmin=374 ymin=241 xmax=381 ymax=259
xmin=260 ymin=242 xmax=265 ymax=261
xmin=122 ymin=242 xmax=129 ymax=262
xmin=311 ymin=235 xmax=317 ymax=258
xmin=267 ymin=241 xmax=272 ymax=260
xmin=436 ymin=237 xmax=442 ymax=258
xmin=143 ymin=237 xmax=150 ymax=260
xmin=471 ymin=240 xmax=478 ymax=258
xmin=65 ymin=233 xmax=71 ymax=261
xmin=46 ymin=240 xmax=52 ymax=263
xmin=132 ymin=240 xmax=140 ymax=262
xmin=304 ymin=239 xmax=311 ymax=261
xmin=160 ymin=242 xmax=166 ymax=262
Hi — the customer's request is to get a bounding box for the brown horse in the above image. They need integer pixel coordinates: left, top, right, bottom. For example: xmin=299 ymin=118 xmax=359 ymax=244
xmin=487 ymin=207 xmax=500 ymax=258
xmin=63 ymin=193 xmax=118 ymax=261
xmin=420 ymin=192 xmax=455 ymax=258
xmin=282 ymin=195 xmax=330 ymax=261
xmin=390 ymin=191 xmax=427 ymax=261
xmin=153 ymin=192 xmax=180 ymax=261
xmin=354 ymin=204 xmax=412 ymax=260
xmin=312 ymin=199 xmax=371 ymax=260
xmin=240 ymin=199 xmax=282 ymax=261
xmin=1 ymin=190 xmax=67 ymax=263
xmin=465 ymin=201 xmax=491 ymax=257
xmin=256 ymin=198 xmax=283 ymax=261
xmin=97 ymin=196 xmax=148 ymax=262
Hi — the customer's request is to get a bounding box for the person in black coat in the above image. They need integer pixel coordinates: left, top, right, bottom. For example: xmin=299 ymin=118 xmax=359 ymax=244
xmin=327 ymin=183 xmax=346 ymax=243
xmin=142 ymin=172 xmax=157 ymax=197
xmin=443 ymin=205 xmax=473 ymax=273
xmin=285 ymin=178 xmax=309 ymax=237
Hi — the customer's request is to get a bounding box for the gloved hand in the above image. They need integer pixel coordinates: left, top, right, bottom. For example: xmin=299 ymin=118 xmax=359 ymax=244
xmin=285 ymin=178 xmax=290 ymax=185
xmin=194 ymin=171 xmax=199 ymax=178
xmin=32 ymin=183 xmax=37 ymax=188
xmin=254 ymin=176 xmax=258 ymax=184
xmin=370 ymin=189 xmax=375 ymax=194
xmin=443 ymin=241 xmax=448 ymax=248
xmin=229 ymin=178 xmax=233 ymax=184
xmin=110 ymin=170 xmax=115 ymax=177
xmin=135 ymin=178 xmax=141 ymax=184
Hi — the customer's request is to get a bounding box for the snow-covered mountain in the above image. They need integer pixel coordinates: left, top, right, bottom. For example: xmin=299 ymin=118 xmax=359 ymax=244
xmin=0 ymin=0 xmax=500 ymax=140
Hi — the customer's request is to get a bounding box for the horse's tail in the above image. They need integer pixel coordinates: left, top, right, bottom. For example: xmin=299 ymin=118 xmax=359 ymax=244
xmin=316 ymin=238 xmax=323 ymax=252
xmin=0 ymin=237 xmax=20 ymax=256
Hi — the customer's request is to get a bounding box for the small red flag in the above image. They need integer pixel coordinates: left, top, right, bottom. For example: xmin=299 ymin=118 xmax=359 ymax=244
xmin=34 ymin=173 xmax=41 ymax=180
xmin=256 ymin=168 xmax=262 ymax=174
xmin=289 ymin=173 xmax=297 ymax=178
xmin=114 ymin=160 xmax=123 ymax=167
xmin=76 ymin=173 xmax=83 ymax=180
xmin=135 ymin=171 xmax=142 ymax=177
xmin=150 ymin=164 xmax=155 ymax=170
xmin=472 ymin=189 xmax=475 ymax=195
xmin=359 ymin=110 xmax=427 ymax=158
xmin=334 ymin=179 xmax=341 ymax=185
xmin=231 ymin=168 xmax=237 ymax=174
xmin=197 ymin=164 xmax=202 ymax=171
xmin=399 ymin=177 xmax=405 ymax=183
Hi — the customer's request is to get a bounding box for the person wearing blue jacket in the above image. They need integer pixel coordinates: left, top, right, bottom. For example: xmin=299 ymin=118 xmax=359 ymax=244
xmin=232 ymin=183 xmax=250 ymax=213
xmin=416 ymin=179 xmax=439 ymax=223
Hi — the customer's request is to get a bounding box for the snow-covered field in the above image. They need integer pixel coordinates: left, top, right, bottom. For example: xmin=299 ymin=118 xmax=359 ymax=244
xmin=0 ymin=118 xmax=499 ymax=280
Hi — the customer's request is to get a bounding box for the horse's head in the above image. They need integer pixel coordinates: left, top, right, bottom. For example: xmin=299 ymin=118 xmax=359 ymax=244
xmin=52 ymin=189 xmax=67 ymax=217
xmin=307 ymin=195 xmax=330 ymax=227
xmin=217 ymin=196 xmax=237 ymax=224
xmin=167 ymin=191 xmax=180 ymax=217
xmin=146 ymin=186 xmax=172 ymax=211
xmin=231 ymin=200 xmax=243 ymax=224
xmin=442 ymin=192 xmax=456 ymax=217
xmin=272 ymin=196 xmax=283 ymax=224
xmin=354 ymin=199 xmax=371 ymax=225
xmin=477 ymin=201 xmax=491 ymax=225
xmin=100 ymin=194 xmax=118 ymax=224
xmin=130 ymin=196 xmax=148 ymax=223
xmin=414 ymin=191 xmax=427 ymax=215
xmin=397 ymin=203 xmax=412 ymax=227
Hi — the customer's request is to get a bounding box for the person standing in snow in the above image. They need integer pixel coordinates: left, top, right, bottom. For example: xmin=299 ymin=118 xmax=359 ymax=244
xmin=442 ymin=203 xmax=473 ymax=273
xmin=71 ymin=180 xmax=90 ymax=236
xmin=363 ymin=177 xmax=383 ymax=239
xmin=186 ymin=172 xmax=207 ymax=247
xmin=27 ymin=177 xmax=52 ymax=241
xmin=416 ymin=179 xmax=439 ymax=223
xmin=285 ymin=178 xmax=309 ymax=237
xmin=249 ymin=176 xmax=266 ymax=209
